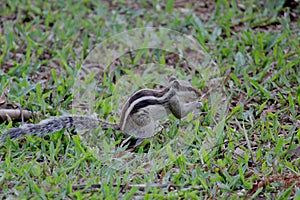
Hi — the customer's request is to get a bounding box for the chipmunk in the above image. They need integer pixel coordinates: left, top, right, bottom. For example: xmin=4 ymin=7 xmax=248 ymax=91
xmin=1 ymin=77 xmax=202 ymax=142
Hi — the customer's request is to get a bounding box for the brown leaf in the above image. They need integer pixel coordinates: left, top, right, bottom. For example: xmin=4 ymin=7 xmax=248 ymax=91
xmin=0 ymin=85 xmax=9 ymax=105
xmin=288 ymin=147 xmax=300 ymax=158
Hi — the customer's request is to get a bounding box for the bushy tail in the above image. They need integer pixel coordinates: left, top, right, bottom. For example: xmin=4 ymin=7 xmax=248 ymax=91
xmin=1 ymin=115 xmax=119 ymax=142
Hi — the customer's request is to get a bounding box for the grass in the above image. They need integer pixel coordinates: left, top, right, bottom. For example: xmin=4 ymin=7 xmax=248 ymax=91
xmin=0 ymin=0 xmax=299 ymax=199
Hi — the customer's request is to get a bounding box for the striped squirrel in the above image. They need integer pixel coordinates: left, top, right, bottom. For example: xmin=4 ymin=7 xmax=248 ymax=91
xmin=1 ymin=77 xmax=202 ymax=142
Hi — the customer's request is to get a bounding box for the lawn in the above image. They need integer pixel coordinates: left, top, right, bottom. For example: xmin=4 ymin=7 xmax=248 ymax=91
xmin=0 ymin=0 xmax=299 ymax=199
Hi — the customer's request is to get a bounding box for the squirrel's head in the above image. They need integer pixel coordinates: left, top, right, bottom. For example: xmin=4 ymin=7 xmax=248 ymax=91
xmin=169 ymin=76 xmax=201 ymax=102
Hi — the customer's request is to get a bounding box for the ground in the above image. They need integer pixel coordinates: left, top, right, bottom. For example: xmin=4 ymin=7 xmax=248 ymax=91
xmin=0 ymin=0 xmax=299 ymax=199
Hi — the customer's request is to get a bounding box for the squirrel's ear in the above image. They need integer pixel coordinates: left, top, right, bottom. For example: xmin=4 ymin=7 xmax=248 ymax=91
xmin=169 ymin=76 xmax=177 ymax=82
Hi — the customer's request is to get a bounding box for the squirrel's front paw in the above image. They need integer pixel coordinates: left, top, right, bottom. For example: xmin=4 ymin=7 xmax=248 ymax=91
xmin=196 ymin=101 xmax=203 ymax=109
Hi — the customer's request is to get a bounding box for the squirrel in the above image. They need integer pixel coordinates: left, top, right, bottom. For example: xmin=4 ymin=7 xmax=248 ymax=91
xmin=1 ymin=77 xmax=202 ymax=142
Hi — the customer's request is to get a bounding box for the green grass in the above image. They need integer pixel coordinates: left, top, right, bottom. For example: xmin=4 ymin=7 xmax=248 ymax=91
xmin=0 ymin=0 xmax=299 ymax=199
